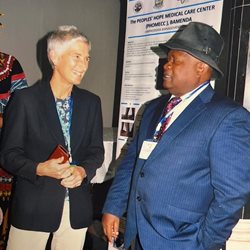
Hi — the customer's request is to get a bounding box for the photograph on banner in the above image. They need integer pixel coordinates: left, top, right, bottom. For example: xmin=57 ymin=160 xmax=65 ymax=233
xmin=116 ymin=0 xmax=224 ymax=157
xmin=120 ymin=106 xmax=137 ymax=121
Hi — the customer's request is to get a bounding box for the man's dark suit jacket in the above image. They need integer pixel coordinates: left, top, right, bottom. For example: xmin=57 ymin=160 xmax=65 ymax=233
xmin=0 ymin=80 xmax=104 ymax=232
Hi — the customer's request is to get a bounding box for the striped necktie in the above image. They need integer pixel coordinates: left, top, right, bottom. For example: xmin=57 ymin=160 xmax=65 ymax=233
xmin=155 ymin=97 xmax=182 ymax=140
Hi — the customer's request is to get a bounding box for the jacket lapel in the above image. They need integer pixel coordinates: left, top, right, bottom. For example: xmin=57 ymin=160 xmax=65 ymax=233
xmin=148 ymin=85 xmax=215 ymax=161
xmin=70 ymin=87 xmax=86 ymax=155
xmin=39 ymin=81 xmax=66 ymax=147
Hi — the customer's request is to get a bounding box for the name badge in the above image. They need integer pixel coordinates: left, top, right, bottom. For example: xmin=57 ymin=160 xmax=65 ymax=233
xmin=139 ymin=140 xmax=157 ymax=160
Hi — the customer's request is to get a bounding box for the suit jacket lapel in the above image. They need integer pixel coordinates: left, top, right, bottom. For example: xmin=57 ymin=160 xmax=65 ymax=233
xmin=148 ymin=86 xmax=215 ymax=161
xmin=70 ymin=87 xmax=86 ymax=155
xmin=39 ymin=81 xmax=66 ymax=147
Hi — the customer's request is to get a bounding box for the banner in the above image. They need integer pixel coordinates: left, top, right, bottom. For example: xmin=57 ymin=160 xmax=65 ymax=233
xmin=116 ymin=0 xmax=224 ymax=157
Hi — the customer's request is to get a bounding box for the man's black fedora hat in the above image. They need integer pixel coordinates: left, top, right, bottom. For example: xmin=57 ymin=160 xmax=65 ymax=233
xmin=158 ymin=22 xmax=224 ymax=79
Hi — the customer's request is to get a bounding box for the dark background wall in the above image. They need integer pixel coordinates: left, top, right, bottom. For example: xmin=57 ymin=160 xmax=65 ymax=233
xmin=215 ymin=0 xmax=250 ymax=106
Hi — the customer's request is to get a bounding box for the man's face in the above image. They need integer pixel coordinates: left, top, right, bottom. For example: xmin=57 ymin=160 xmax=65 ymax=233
xmin=53 ymin=39 xmax=90 ymax=86
xmin=162 ymin=50 xmax=202 ymax=96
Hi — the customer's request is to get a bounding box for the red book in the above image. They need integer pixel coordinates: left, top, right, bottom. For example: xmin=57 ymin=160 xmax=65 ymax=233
xmin=49 ymin=145 xmax=70 ymax=163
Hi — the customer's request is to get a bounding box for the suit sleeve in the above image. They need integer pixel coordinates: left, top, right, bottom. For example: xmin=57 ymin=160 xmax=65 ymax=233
xmin=0 ymin=91 xmax=38 ymax=183
xmin=102 ymin=100 xmax=157 ymax=217
xmin=79 ymin=96 xmax=104 ymax=181
xmin=200 ymin=107 xmax=250 ymax=250
xmin=102 ymin=131 xmax=139 ymax=217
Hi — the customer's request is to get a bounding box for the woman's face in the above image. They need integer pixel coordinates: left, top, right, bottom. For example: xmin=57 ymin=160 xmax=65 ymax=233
xmin=52 ymin=39 xmax=90 ymax=86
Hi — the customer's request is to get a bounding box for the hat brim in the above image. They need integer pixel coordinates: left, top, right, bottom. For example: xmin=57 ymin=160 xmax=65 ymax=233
xmin=158 ymin=42 xmax=223 ymax=80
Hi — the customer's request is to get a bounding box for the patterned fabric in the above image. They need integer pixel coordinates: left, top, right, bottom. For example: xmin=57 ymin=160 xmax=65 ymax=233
xmin=56 ymin=96 xmax=72 ymax=201
xmin=0 ymin=52 xmax=28 ymax=114
xmin=55 ymin=96 xmax=72 ymax=149
xmin=155 ymin=97 xmax=182 ymax=140
xmin=0 ymin=52 xmax=28 ymax=248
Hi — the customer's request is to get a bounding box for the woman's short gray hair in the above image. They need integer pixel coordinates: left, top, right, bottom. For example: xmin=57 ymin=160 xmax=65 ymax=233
xmin=47 ymin=25 xmax=91 ymax=67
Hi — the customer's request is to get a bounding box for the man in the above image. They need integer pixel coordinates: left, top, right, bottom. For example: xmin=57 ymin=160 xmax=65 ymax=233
xmin=102 ymin=22 xmax=250 ymax=250
xmin=0 ymin=25 xmax=104 ymax=250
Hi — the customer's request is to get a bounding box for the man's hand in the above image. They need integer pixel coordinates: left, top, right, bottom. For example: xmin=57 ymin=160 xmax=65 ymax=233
xmin=102 ymin=213 xmax=120 ymax=243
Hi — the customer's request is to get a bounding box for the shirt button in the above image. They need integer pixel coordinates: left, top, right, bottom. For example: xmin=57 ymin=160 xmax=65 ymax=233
xmin=137 ymin=196 xmax=141 ymax=201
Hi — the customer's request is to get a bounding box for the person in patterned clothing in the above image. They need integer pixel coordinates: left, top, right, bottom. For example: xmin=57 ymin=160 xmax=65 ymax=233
xmin=0 ymin=52 xmax=28 ymax=249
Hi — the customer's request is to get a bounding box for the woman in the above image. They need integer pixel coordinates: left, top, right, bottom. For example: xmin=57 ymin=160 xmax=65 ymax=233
xmin=0 ymin=25 xmax=104 ymax=250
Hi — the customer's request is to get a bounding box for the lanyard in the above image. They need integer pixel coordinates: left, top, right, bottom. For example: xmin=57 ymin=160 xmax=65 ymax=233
xmin=184 ymin=80 xmax=210 ymax=99
xmin=153 ymin=81 xmax=210 ymax=141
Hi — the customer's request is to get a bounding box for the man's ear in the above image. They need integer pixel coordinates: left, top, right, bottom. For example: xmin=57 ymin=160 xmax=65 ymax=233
xmin=197 ymin=62 xmax=211 ymax=76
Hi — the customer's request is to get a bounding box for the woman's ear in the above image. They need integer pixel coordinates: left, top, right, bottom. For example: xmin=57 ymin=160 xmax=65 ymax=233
xmin=48 ymin=50 xmax=58 ymax=67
